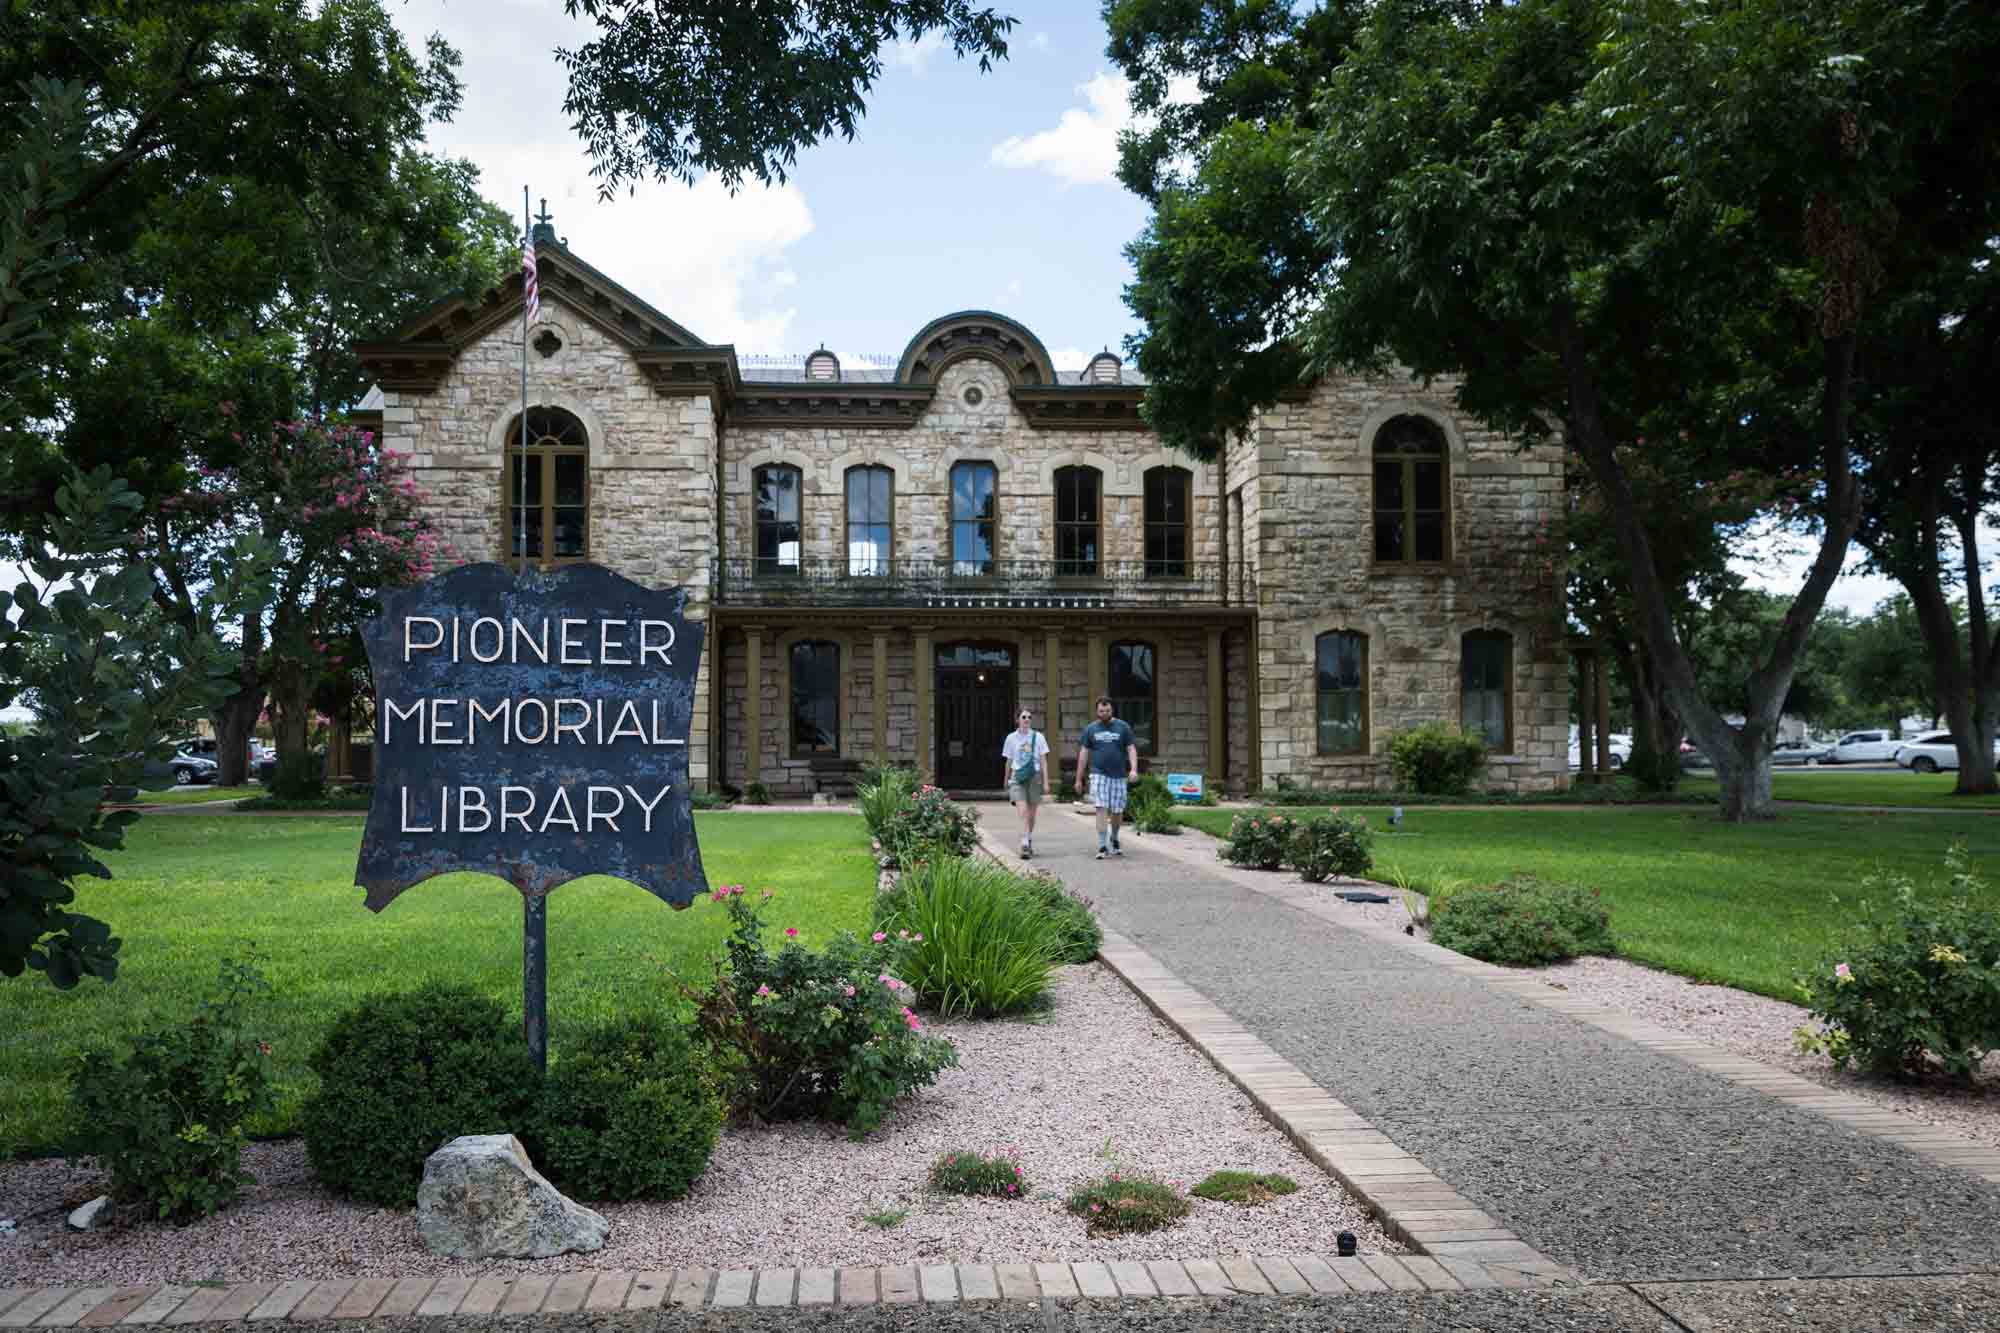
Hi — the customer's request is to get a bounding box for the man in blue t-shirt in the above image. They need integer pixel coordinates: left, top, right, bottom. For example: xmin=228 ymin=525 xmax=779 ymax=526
xmin=1074 ymin=696 xmax=1139 ymax=859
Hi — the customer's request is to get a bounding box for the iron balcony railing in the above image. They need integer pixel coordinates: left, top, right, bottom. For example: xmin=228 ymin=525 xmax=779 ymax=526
xmin=717 ymin=557 xmax=1233 ymax=609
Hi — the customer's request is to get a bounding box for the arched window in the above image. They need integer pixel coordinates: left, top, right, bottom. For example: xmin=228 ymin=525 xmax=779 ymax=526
xmin=950 ymin=461 xmax=997 ymax=576
xmin=1053 ymin=465 xmax=1100 ymax=577
xmin=1144 ymin=466 xmax=1192 ymax=577
xmin=1462 ymin=629 xmax=1512 ymax=752
xmin=845 ymin=465 xmax=892 ymax=576
xmin=790 ymin=640 xmax=839 ymax=756
xmin=1108 ymin=640 xmax=1157 ymax=755
xmin=1373 ymin=416 xmax=1449 ymax=564
xmin=1315 ymin=631 xmax=1368 ymax=755
xmin=505 ymin=407 xmax=589 ymax=564
xmin=753 ymin=464 xmax=802 ymax=576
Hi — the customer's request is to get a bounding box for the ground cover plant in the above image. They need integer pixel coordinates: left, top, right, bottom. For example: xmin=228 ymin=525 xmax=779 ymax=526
xmin=928 ymin=1148 xmax=1027 ymax=1198
xmin=1066 ymin=1170 xmax=1191 ymax=1236
xmin=873 ymin=856 xmax=1065 ymax=1017
xmin=1426 ymin=876 xmax=1614 ymax=967
xmin=1189 ymin=1170 xmax=1298 ymax=1206
xmin=1173 ymin=806 xmax=2000 ymax=999
xmin=0 ymin=812 xmax=878 ymax=1158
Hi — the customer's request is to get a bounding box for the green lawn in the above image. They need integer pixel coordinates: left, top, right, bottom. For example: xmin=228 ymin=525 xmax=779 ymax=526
xmin=117 ymin=785 xmax=262 ymax=806
xmin=1680 ymin=770 xmax=2000 ymax=810
xmin=1176 ymin=806 xmax=2000 ymax=1001
xmin=0 ymin=812 xmax=876 ymax=1159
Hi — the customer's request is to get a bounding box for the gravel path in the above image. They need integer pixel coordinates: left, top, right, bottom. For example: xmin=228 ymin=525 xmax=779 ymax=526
xmin=0 ymin=965 xmax=1394 ymax=1285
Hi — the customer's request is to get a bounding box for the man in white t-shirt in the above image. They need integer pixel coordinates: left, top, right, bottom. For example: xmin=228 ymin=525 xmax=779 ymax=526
xmin=1001 ymin=707 xmax=1051 ymax=859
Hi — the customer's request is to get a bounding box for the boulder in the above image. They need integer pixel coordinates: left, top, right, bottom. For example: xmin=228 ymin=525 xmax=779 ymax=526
xmin=67 ymin=1195 xmax=109 ymax=1231
xmin=416 ymin=1134 xmax=609 ymax=1259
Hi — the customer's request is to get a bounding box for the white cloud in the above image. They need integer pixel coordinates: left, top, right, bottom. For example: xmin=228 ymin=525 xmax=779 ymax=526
xmin=1005 ymin=278 xmax=1022 ymax=299
xmin=989 ymin=71 xmax=1201 ymax=187
xmin=1031 ymin=32 xmax=1050 ymax=50
xmin=1047 ymin=346 xmax=1090 ymax=371
xmin=1731 ymin=523 xmax=1998 ymax=619
xmin=885 ymin=31 xmax=951 ymax=75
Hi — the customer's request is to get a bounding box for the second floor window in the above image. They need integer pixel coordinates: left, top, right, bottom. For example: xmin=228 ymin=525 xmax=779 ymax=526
xmin=1108 ymin=640 xmax=1157 ymax=755
xmin=951 ymin=461 xmax=997 ymax=576
xmin=846 ymin=466 xmax=892 ymax=576
xmin=1145 ymin=466 xmax=1192 ymax=577
xmin=506 ymin=407 xmax=589 ymax=564
xmin=1374 ymin=415 xmax=1449 ymax=564
xmin=1054 ymin=465 xmax=1100 ymax=576
xmin=754 ymin=464 xmax=802 ymax=575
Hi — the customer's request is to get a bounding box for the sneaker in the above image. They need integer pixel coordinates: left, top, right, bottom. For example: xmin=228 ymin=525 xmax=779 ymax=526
xmin=1019 ymin=844 xmax=1032 ymax=860
xmin=1110 ymin=844 xmax=1123 ymax=857
xmin=1095 ymin=848 xmax=1106 ymax=860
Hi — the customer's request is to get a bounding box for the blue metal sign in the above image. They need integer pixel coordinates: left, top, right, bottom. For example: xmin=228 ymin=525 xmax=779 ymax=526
xmin=356 ymin=562 xmax=706 ymax=910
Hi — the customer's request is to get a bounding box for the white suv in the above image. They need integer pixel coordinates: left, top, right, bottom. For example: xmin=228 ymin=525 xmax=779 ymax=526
xmin=1828 ymin=730 xmax=1900 ymax=764
xmin=1894 ymin=732 xmax=1999 ymax=774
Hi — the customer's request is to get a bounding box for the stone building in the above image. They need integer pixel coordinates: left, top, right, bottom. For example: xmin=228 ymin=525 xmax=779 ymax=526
xmin=354 ymin=223 xmax=1568 ymax=797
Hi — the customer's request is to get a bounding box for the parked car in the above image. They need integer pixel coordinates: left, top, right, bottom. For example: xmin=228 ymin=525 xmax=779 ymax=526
xmin=1827 ymin=729 xmax=1901 ymax=764
xmin=1567 ymin=732 xmax=1633 ymax=769
xmin=1894 ymin=731 xmax=2000 ymax=774
xmin=1770 ymin=739 xmax=1832 ymax=766
xmin=169 ymin=749 xmax=220 ymax=785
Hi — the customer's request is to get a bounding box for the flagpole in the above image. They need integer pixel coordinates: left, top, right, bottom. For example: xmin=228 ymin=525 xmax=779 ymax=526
xmin=518 ymin=185 xmax=547 ymax=1074
xmin=520 ymin=186 xmax=530 ymax=571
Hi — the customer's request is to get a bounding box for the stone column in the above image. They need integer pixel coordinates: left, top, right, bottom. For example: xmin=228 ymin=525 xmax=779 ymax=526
xmin=1044 ymin=628 xmax=1063 ymax=739
xmin=745 ymin=627 xmax=764 ymax=788
xmin=914 ymin=626 xmax=933 ymax=784
xmin=1087 ymin=631 xmax=1106 ymax=716
xmin=872 ymin=630 xmax=889 ymax=764
xmin=1207 ymin=626 xmax=1225 ymax=785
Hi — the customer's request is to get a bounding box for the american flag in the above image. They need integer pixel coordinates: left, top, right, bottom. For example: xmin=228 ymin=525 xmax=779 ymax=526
xmin=522 ymin=235 xmax=539 ymax=323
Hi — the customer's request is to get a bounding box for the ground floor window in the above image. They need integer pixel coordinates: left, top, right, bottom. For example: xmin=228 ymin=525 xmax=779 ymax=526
xmin=790 ymin=640 xmax=839 ymax=755
xmin=1315 ymin=631 xmax=1367 ymax=754
xmin=1461 ymin=629 xmax=1512 ymax=751
xmin=1108 ymin=640 xmax=1157 ymax=754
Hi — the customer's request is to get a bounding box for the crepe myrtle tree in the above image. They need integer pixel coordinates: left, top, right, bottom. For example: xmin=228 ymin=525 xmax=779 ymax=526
xmin=1 ymin=468 xmax=268 ymax=988
xmin=154 ymin=416 xmax=448 ymax=773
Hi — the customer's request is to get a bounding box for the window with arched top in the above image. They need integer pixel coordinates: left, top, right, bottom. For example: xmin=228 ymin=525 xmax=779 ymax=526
xmin=845 ymin=465 xmax=892 ymax=576
xmin=790 ymin=640 xmax=839 ymax=756
xmin=950 ymin=461 xmax=997 ymax=576
xmin=1053 ymin=465 xmax=1101 ymax=577
xmin=1461 ymin=629 xmax=1512 ymax=752
xmin=1315 ymin=631 xmax=1369 ymax=755
xmin=1108 ymin=640 xmax=1157 ymax=755
xmin=1373 ymin=415 xmax=1449 ymax=564
xmin=505 ymin=407 xmax=589 ymax=564
xmin=1144 ymin=466 xmax=1192 ymax=577
xmin=754 ymin=464 xmax=802 ymax=576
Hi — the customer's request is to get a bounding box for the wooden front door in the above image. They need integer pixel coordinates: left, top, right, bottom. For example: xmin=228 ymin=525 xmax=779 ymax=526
xmin=935 ymin=642 xmax=1015 ymax=789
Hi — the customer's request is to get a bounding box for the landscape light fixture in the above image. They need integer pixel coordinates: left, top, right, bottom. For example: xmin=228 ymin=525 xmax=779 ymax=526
xmin=1389 ymin=806 xmax=1404 ymax=830
xmin=1336 ymin=1231 xmax=1357 ymax=1257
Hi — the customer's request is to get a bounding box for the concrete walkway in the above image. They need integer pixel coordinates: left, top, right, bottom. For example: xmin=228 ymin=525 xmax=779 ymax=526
xmin=1008 ymin=805 xmax=2000 ymax=1286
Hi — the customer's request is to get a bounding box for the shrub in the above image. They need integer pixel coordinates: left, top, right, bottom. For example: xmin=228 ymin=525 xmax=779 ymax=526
xmin=1066 ymin=1171 xmax=1190 ymax=1235
xmin=1014 ymin=872 xmax=1102 ymax=964
xmin=1219 ymin=812 xmax=1296 ymax=871
xmin=744 ymin=780 xmax=772 ymax=805
xmin=878 ymin=784 xmax=979 ymax=866
xmin=874 ymin=857 xmax=1064 ymax=1017
xmin=1386 ymin=722 xmax=1488 ymax=795
xmin=525 ymin=1013 xmax=721 ymax=1201
xmin=1124 ymin=772 xmax=1178 ymax=834
xmin=857 ymin=765 xmax=918 ymax=839
xmin=68 ymin=957 xmax=275 ymax=1222
xmin=301 ymin=983 xmax=540 ymax=1206
xmin=1428 ymin=876 xmax=1613 ymax=967
xmin=267 ymin=750 xmax=325 ymax=801
xmin=689 ymin=788 xmax=734 ymax=810
xmin=1189 ymin=1170 xmax=1299 ymax=1205
xmin=1286 ymin=811 xmax=1374 ymax=882
xmin=929 ymin=1149 xmax=1028 ymax=1198
xmin=682 ymin=887 xmax=958 ymax=1138
xmin=1794 ymin=846 xmax=2000 ymax=1080
xmin=1055 ymin=773 xmax=1078 ymax=803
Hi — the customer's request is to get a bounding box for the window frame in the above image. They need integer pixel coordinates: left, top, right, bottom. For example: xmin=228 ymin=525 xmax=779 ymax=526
xmin=1143 ymin=466 xmax=1193 ymax=579
xmin=1460 ymin=629 xmax=1514 ymax=754
xmin=1052 ymin=464 xmax=1102 ymax=578
xmin=1371 ymin=416 xmax=1451 ymax=566
xmin=788 ymin=638 xmax=841 ymax=757
xmin=843 ymin=464 xmax=894 ymax=577
xmin=752 ymin=463 xmax=805 ymax=578
xmin=949 ymin=460 xmax=999 ymax=578
xmin=502 ymin=407 xmax=590 ymax=567
xmin=1107 ymin=639 xmax=1159 ymax=757
xmin=1314 ymin=630 xmax=1370 ymax=756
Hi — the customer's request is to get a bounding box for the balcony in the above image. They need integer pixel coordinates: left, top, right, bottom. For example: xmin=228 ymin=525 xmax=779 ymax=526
xmin=717 ymin=557 xmax=1233 ymax=611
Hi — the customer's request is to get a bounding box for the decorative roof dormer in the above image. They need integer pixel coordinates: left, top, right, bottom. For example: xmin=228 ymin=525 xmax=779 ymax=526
xmin=1085 ymin=349 xmax=1123 ymax=384
xmin=805 ymin=347 xmax=840 ymax=381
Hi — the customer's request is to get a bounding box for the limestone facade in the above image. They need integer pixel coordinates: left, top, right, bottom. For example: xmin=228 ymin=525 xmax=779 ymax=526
xmin=358 ymin=239 xmax=1565 ymax=797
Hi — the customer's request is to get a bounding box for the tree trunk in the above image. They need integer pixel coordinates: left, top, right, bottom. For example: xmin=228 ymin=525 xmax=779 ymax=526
xmin=1710 ymin=732 xmax=1775 ymax=821
xmin=1617 ymin=640 xmax=1683 ymax=792
xmin=1575 ymin=654 xmax=1596 ymax=784
xmin=211 ymin=689 xmax=264 ymax=786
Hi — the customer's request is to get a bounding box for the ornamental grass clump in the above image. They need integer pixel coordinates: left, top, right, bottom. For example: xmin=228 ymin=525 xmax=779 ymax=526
xmin=874 ymin=857 xmax=1065 ymax=1017
xmin=1286 ymin=810 xmax=1374 ymax=882
xmin=1219 ymin=812 xmax=1293 ymax=870
xmin=1794 ymin=845 xmax=2000 ymax=1081
xmin=681 ymin=887 xmax=957 ymax=1139
xmin=929 ymin=1148 xmax=1028 ymax=1198
xmin=1014 ymin=871 xmax=1103 ymax=963
xmin=1065 ymin=1170 xmax=1191 ymax=1235
xmin=1427 ymin=875 xmax=1613 ymax=967
xmin=858 ymin=764 xmax=918 ymax=839
xmin=1127 ymin=772 xmax=1181 ymax=834
xmin=1189 ymin=1170 xmax=1299 ymax=1206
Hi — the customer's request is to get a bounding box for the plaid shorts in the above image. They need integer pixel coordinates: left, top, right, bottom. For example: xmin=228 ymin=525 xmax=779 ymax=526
xmin=1089 ymin=771 xmax=1129 ymax=813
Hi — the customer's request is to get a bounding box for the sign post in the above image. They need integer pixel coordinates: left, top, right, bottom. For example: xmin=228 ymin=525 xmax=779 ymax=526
xmin=356 ymin=562 xmax=707 ymax=1069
